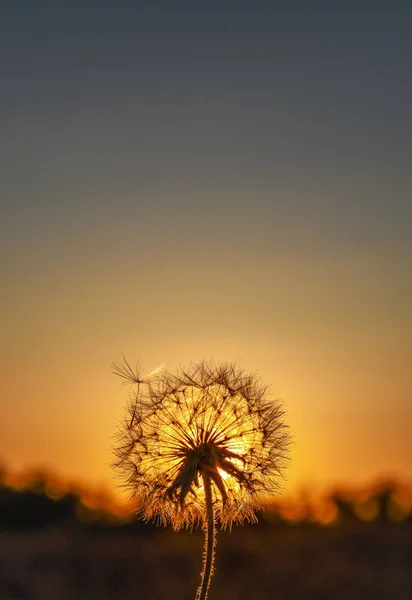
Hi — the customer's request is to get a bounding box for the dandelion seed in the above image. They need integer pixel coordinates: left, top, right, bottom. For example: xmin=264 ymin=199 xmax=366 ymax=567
xmin=112 ymin=360 xmax=289 ymax=600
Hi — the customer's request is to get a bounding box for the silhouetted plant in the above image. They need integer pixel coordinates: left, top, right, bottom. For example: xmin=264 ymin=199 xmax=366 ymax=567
xmin=0 ymin=480 xmax=79 ymax=530
xmin=113 ymin=359 xmax=289 ymax=600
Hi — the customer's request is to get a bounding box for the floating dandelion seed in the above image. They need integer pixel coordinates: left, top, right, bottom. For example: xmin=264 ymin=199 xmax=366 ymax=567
xmin=112 ymin=360 xmax=289 ymax=600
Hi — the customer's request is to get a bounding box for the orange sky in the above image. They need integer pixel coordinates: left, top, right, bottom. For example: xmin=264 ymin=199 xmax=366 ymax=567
xmin=1 ymin=249 xmax=411 ymax=501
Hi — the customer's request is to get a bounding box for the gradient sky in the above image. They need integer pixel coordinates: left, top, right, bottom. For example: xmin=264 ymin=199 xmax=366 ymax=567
xmin=1 ymin=1 xmax=411 ymax=499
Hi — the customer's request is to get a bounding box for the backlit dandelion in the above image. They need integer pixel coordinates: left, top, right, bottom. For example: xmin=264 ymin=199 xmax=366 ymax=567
xmin=113 ymin=359 xmax=289 ymax=600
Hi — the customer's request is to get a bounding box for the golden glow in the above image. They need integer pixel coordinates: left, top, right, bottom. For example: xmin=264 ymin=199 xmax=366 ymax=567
xmin=218 ymin=468 xmax=229 ymax=480
xmin=113 ymin=361 xmax=289 ymax=528
xmin=138 ymin=384 xmax=263 ymax=502
xmin=1 ymin=250 xmax=411 ymax=497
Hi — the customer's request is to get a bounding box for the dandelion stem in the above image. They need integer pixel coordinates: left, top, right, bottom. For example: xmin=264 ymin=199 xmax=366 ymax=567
xmin=196 ymin=472 xmax=216 ymax=600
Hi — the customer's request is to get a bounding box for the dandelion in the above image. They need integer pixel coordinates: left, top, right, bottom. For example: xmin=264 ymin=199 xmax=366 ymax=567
xmin=112 ymin=359 xmax=289 ymax=600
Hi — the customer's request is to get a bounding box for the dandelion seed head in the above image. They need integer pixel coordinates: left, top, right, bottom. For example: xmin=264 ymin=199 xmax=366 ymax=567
xmin=113 ymin=360 xmax=289 ymax=529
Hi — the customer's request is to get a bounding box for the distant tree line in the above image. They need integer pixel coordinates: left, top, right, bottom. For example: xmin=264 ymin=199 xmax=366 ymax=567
xmin=0 ymin=471 xmax=410 ymax=531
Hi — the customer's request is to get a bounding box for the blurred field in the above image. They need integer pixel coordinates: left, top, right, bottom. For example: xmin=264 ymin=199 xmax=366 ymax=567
xmin=0 ymin=520 xmax=411 ymax=600
xmin=0 ymin=473 xmax=411 ymax=600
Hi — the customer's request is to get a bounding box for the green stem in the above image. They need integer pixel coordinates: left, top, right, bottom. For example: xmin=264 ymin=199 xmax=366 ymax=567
xmin=195 ymin=472 xmax=216 ymax=600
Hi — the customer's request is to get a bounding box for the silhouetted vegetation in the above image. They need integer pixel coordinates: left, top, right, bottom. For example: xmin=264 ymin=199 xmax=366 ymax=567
xmin=0 ymin=483 xmax=78 ymax=530
xmin=1 ymin=469 xmax=410 ymax=532
xmin=0 ymin=471 xmax=411 ymax=599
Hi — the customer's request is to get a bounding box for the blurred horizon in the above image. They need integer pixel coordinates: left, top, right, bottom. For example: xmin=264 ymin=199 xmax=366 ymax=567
xmin=1 ymin=463 xmax=411 ymax=600
xmin=1 ymin=459 xmax=411 ymax=522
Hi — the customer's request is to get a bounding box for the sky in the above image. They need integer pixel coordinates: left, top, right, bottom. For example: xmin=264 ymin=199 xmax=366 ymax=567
xmin=1 ymin=1 xmax=411 ymax=500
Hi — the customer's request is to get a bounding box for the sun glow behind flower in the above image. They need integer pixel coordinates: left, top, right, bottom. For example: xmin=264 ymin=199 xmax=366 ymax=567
xmin=113 ymin=361 xmax=289 ymax=529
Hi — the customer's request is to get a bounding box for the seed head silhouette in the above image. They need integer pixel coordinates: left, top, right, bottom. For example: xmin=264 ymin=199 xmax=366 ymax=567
xmin=112 ymin=359 xmax=289 ymax=600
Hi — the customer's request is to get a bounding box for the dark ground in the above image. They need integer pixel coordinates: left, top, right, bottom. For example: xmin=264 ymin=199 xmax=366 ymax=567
xmin=0 ymin=478 xmax=410 ymax=600
xmin=0 ymin=520 xmax=410 ymax=600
